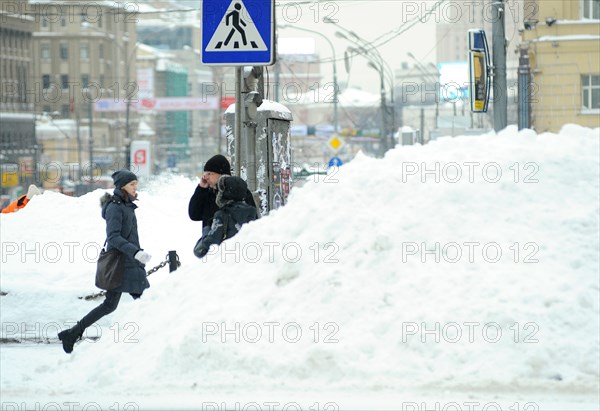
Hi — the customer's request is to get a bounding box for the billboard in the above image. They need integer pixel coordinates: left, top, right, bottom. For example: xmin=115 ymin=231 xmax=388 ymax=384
xmin=130 ymin=140 xmax=152 ymax=178
xmin=95 ymin=97 xmax=219 ymax=112
xmin=137 ymin=68 xmax=155 ymax=99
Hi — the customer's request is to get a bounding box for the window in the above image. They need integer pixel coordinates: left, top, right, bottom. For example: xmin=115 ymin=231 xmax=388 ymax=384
xmin=582 ymin=74 xmax=600 ymax=110
xmin=42 ymin=74 xmax=50 ymax=89
xmin=43 ymin=105 xmax=51 ymax=113
xmin=99 ymin=44 xmax=104 ymax=59
xmin=81 ymin=74 xmax=89 ymax=88
xmin=61 ymin=16 xmax=66 ymax=27
xmin=41 ymin=17 xmax=48 ymax=28
xmin=61 ymin=104 xmax=70 ymax=117
xmin=99 ymin=74 xmax=105 ymax=88
xmin=60 ymin=43 xmax=68 ymax=60
xmin=41 ymin=44 xmax=50 ymax=59
xmin=582 ymin=0 xmax=600 ymax=19
xmin=61 ymin=74 xmax=69 ymax=89
xmin=80 ymin=43 xmax=89 ymax=60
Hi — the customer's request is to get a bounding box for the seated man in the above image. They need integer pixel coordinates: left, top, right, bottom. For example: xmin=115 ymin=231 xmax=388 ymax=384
xmin=194 ymin=176 xmax=257 ymax=258
xmin=188 ymin=154 xmax=257 ymax=237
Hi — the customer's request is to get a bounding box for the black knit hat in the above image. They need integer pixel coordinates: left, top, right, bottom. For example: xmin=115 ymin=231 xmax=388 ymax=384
xmin=112 ymin=170 xmax=138 ymax=189
xmin=204 ymin=154 xmax=231 ymax=175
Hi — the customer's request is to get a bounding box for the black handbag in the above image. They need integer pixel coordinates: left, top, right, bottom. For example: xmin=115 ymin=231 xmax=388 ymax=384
xmin=95 ymin=243 xmax=125 ymax=290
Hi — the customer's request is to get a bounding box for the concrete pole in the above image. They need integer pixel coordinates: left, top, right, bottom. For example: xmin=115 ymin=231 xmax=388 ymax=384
xmin=518 ymin=47 xmax=531 ymax=130
xmin=492 ymin=0 xmax=507 ymax=132
xmin=76 ymin=107 xmax=82 ymax=181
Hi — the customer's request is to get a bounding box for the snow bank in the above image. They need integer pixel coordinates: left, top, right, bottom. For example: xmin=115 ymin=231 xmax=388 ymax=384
xmin=1 ymin=125 xmax=598 ymax=396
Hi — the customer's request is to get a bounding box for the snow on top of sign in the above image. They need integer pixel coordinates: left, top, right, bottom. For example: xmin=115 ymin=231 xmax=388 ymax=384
xmin=338 ymin=87 xmax=380 ymax=107
xmin=224 ymin=100 xmax=292 ymax=116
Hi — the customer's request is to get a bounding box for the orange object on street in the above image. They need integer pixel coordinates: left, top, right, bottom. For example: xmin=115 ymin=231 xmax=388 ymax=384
xmin=1 ymin=195 xmax=29 ymax=214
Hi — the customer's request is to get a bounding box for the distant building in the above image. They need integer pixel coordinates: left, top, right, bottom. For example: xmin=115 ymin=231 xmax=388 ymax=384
xmin=0 ymin=0 xmax=37 ymax=194
xmin=29 ymin=0 xmax=138 ymax=172
xmin=436 ymin=1 xmax=489 ymax=64
xmin=519 ymin=0 xmax=600 ymax=132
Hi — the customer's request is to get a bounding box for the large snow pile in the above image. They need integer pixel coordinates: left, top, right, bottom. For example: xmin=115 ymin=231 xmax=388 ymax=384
xmin=1 ymin=125 xmax=598 ymax=397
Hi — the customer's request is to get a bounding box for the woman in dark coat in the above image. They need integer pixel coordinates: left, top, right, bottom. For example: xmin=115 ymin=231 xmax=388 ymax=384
xmin=58 ymin=170 xmax=151 ymax=354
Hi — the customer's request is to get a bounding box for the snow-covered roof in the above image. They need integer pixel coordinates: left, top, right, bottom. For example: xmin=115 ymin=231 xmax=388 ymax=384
xmin=138 ymin=120 xmax=155 ymax=136
xmin=35 ymin=119 xmax=81 ymax=141
xmin=0 ymin=112 xmax=36 ymax=121
xmin=338 ymin=87 xmax=381 ymax=107
xmin=136 ymin=43 xmax=176 ymax=62
xmin=556 ymin=19 xmax=600 ymax=25
xmin=0 ymin=10 xmax=34 ymax=21
xmin=534 ymin=35 xmax=600 ymax=42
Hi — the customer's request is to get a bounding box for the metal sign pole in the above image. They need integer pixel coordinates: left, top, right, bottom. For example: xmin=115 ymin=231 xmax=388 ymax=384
xmin=234 ymin=67 xmax=242 ymax=176
xmin=492 ymin=0 xmax=507 ymax=131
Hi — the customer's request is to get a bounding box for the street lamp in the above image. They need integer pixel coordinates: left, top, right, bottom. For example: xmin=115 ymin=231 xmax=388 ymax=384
xmin=406 ymin=53 xmax=440 ymax=142
xmin=336 ymin=31 xmax=396 ymax=154
xmin=81 ymin=22 xmax=139 ymax=169
xmin=42 ymin=111 xmax=83 ymax=181
xmin=278 ymin=24 xmax=339 ymax=133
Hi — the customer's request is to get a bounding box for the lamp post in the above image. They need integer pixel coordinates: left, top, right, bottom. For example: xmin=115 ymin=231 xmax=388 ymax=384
xmin=43 ymin=111 xmax=82 ymax=181
xmin=81 ymin=22 xmax=139 ymax=169
xmin=336 ymin=31 xmax=395 ymax=154
xmin=278 ymin=24 xmax=339 ymax=133
xmin=406 ymin=53 xmax=440 ymax=142
xmin=120 ymin=44 xmax=139 ymax=169
xmin=183 ymin=45 xmax=229 ymax=156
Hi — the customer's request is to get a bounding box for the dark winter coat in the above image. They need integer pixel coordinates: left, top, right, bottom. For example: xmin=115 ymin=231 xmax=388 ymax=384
xmin=193 ymin=175 xmax=258 ymax=258
xmin=193 ymin=201 xmax=258 ymax=258
xmin=100 ymin=190 xmax=150 ymax=295
xmin=188 ymin=185 xmax=256 ymax=229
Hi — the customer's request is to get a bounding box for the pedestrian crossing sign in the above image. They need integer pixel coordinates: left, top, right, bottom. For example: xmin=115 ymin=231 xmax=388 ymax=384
xmin=202 ymin=0 xmax=275 ymax=66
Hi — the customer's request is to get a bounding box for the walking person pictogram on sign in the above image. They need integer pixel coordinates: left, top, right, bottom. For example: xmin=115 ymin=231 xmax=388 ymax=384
xmin=223 ymin=3 xmax=248 ymax=48
xmin=206 ymin=0 xmax=268 ymax=52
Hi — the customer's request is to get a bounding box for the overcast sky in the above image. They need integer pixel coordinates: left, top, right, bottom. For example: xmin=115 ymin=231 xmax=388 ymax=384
xmin=276 ymin=0 xmax=439 ymax=95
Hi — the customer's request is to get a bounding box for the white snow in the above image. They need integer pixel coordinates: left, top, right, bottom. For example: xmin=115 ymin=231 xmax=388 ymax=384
xmin=1 ymin=124 xmax=599 ymax=409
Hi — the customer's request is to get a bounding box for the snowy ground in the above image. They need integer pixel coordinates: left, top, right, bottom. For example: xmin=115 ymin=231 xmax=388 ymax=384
xmin=1 ymin=125 xmax=599 ymax=410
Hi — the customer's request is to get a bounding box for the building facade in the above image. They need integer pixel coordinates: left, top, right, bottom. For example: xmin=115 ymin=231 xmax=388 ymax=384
xmin=0 ymin=0 xmax=37 ymax=197
xmin=520 ymin=0 xmax=600 ymax=132
xmin=30 ymin=0 xmax=138 ymax=173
